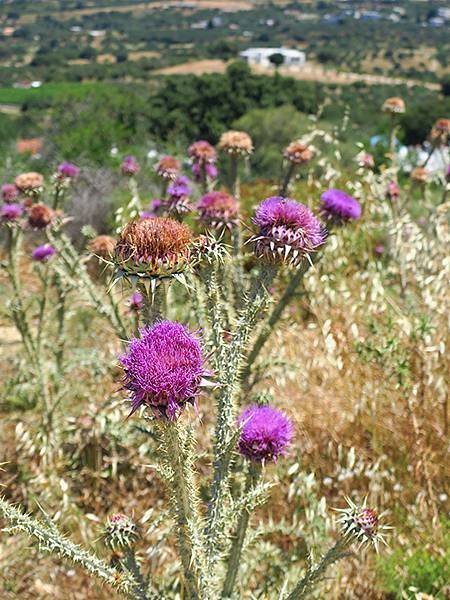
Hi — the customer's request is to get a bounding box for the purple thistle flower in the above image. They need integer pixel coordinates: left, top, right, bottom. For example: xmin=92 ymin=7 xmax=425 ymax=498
xmin=58 ymin=162 xmax=80 ymax=178
xmin=1 ymin=203 xmax=24 ymax=222
xmin=32 ymin=244 xmax=56 ymax=262
xmin=129 ymin=291 xmax=144 ymax=311
xmin=253 ymin=196 xmax=326 ymax=265
xmin=205 ymin=163 xmax=218 ymax=180
xmin=167 ymin=183 xmax=191 ymax=199
xmin=121 ymin=155 xmax=140 ymax=176
xmin=176 ymin=175 xmax=191 ymax=187
xmin=320 ymin=189 xmax=362 ymax=221
xmin=191 ymin=162 xmax=202 ymax=182
xmin=1 ymin=183 xmax=19 ymax=202
xmin=120 ymin=321 xmax=207 ymax=420
xmin=197 ymin=191 xmax=239 ymax=230
xmin=238 ymin=405 xmax=293 ymax=463
xmin=374 ymin=243 xmax=385 ymax=255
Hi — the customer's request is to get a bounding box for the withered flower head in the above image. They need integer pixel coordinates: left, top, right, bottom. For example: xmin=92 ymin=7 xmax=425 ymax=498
xmin=115 ymin=217 xmax=192 ymax=277
xmin=382 ymin=97 xmax=405 ymax=114
xmin=431 ymin=118 xmax=450 ymax=144
xmin=27 ymin=203 xmax=55 ymax=230
xmin=155 ymin=156 xmax=181 ymax=181
xmin=410 ymin=166 xmax=428 ymax=184
xmin=14 ymin=172 xmax=45 ymax=194
xmin=197 ymin=191 xmax=239 ymax=230
xmin=218 ymin=130 xmax=253 ymax=156
xmin=188 ymin=140 xmax=217 ymax=165
xmin=283 ymin=140 xmax=314 ymax=165
xmin=88 ymin=235 xmax=117 ymax=259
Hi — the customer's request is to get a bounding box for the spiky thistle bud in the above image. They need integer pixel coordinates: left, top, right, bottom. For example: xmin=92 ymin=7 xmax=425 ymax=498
xmin=382 ymin=97 xmax=405 ymax=114
xmin=27 ymin=203 xmax=55 ymax=230
xmin=129 ymin=291 xmax=144 ymax=311
xmin=283 ymin=140 xmax=314 ymax=165
xmin=1 ymin=183 xmax=19 ymax=202
xmin=88 ymin=235 xmax=116 ymax=259
xmin=103 ymin=514 xmax=140 ymax=551
xmin=155 ymin=156 xmax=180 ymax=181
xmin=197 ymin=191 xmax=239 ymax=230
xmin=120 ymin=320 xmax=208 ymax=419
xmin=335 ymin=497 xmax=390 ymax=552
xmin=14 ymin=172 xmax=44 ymax=196
xmin=251 ymin=196 xmax=326 ymax=266
xmin=320 ymin=189 xmax=362 ymax=222
xmin=114 ymin=217 xmax=192 ymax=278
xmin=218 ymin=130 xmax=253 ymax=157
xmin=121 ymin=155 xmax=140 ymax=177
xmin=238 ymin=405 xmax=294 ymax=463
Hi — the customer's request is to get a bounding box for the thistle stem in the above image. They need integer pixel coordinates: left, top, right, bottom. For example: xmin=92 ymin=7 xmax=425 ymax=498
xmin=54 ymin=272 xmax=68 ymax=377
xmin=139 ymin=280 xmax=167 ymax=327
xmin=36 ymin=263 xmax=51 ymax=355
xmin=123 ymin=548 xmax=150 ymax=600
xmin=0 ymin=497 xmax=140 ymax=598
xmin=207 ymin=263 xmax=277 ymax=561
xmin=231 ymin=225 xmax=245 ymax=306
xmin=279 ymin=162 xmax=296 ymax=196
xmin=222 ymin=464 xmax=261 ymax=598
xmin=286 ymin=537 xmax=349 ymax=599
xmin=242 ymin=255 xmax=319 ymax=389
xmin=158 ymin=421 xmax=206 ymax=599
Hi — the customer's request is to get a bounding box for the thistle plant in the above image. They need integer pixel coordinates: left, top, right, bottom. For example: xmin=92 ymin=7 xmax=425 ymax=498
xmin=1 ymin=132 xmax=391 ymax=599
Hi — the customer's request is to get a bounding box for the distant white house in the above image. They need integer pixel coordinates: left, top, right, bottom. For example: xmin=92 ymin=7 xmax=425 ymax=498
xmin=239 ymin=47 xmax=306 ymax=68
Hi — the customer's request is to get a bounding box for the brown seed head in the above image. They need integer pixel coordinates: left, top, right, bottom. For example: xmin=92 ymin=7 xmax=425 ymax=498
xmin=155 ymin=156 xmax=181 ymax=180
xmin=27 ymin=203 xmax=55 ymax=229
xmin=410 ymin=166 xmax=428 ymax=184
xmin=382 ymin=97 xmax=405 ymax=114
xmin=283 ymin=140 xmax=314 ymax=164
xmin=115 ymin=217 xmax=192 ymax=276
xmin=188 ymin=140 xmax=217 ymax=164
xmin=218 ymin=130 xmax=253 ymax=156
xmin=15 ymin=172 xmax=44 ymax=192
xmin=88 ymin=235 xmax=117 ymax=259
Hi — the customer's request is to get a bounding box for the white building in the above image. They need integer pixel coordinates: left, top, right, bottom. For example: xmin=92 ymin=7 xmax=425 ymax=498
xmin=239 ymin=47 xmax=306 ymax=68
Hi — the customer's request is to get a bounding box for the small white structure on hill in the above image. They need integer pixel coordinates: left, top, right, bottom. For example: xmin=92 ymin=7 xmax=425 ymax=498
xmin=239 ymin=47 xmax=306 ymax=68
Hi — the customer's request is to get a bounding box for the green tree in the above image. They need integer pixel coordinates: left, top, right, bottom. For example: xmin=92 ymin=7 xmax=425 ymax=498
xmin=269 ymin=53 xmax=285 ymax=71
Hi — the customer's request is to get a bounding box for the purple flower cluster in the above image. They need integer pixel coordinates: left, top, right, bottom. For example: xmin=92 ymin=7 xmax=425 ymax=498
xmin=121 ymin=155 xmax=140 ymax=177
xmin=162 ymin=177 xmax=193 ymax=217
xmin=120 ymin=321 xmax=206 ymax=420
xmin=1 ymin=183 xmax=19 ymax=202
xmin=58 ymin=162 xmax=80 ymax=178
xmin=320 ymin=189 xmax=362 ymax=221
xmin=238 ymin=405 xmax=293 ymax=463
xmin=32 ymin=244 xmax=56 ymax=262
xmin=253 ymin=196 xmax=326 ymax=265
xmin=1 ymin=203 xmax=24 ymax=222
